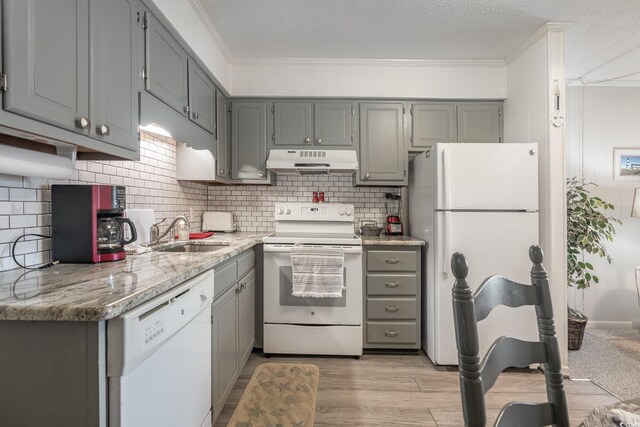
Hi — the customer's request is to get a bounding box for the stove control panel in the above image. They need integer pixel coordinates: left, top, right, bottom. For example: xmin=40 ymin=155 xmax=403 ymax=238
xmin=274 ymin=203 xmax=355 ymax=222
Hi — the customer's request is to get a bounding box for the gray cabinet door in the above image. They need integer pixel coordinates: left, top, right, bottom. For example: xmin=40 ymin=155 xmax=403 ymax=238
xmin=314 ymin=102 xmax=355 ymax=147
xmin=359 ymin=103 xmax=406 ymax=183
xmin=144 ymin=11 xmax=189 ymax=117
xmin=216 ymin=92 xmax=230 ymax=179
xmin=212 ymin=285 xmax=239 ymax=420
xmin=272 ymin=101 xmax=312 ymax=146
xmin=3 ymin=0 xmax=90 ymax=134
xmin=231 ymin=101 xmax=268 ymax=181
xmin=411 ymin=103 xmax=455 ymax=149
xmin=90 ymin=0 xmax=138 ymax=151
xmin=457 ymin=103 xmax=502 ymax=144
xmin=237 ymin=269 xmax=255 ymax=367
xmin=187 ymin=59 xmax=216 ymax=135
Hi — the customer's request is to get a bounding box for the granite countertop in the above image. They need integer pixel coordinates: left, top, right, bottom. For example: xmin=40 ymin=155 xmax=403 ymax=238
xmin=360 ymin=235 xmax=425 ymax=246
xmin=0 ymin=233 xmax=267 ymax=322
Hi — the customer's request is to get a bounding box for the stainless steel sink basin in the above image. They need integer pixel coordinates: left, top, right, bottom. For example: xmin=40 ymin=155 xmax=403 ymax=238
xmin=156 ymin=244 xmax=229 ymax=253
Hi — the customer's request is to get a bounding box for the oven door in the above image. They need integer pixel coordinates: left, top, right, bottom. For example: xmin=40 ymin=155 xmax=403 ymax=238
xmin=263 ymin=244 xmax=363 ymax=325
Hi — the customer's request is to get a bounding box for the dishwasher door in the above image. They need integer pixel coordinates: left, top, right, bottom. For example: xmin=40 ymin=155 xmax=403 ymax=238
xmin=108 ymin=271 xmax=214 ymax=427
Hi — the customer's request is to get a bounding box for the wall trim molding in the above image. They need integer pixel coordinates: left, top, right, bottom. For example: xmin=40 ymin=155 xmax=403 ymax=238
xmin=230 ymin=57 xmax=506 ymax=68
xmin=566 ymin=79 xmax=640 ymax=87
xmin=587 ymin=321 xmax=637 ymax=329
xmin=505 ymin=22 xmax=570 ymax=64
xmin=188 ymin=0 xmax=234 ymax=61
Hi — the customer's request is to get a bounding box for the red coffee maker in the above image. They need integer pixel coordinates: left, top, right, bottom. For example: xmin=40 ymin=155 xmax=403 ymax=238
xmin=52 ymin=185 xmax=137 ymax=263
xmin=385 ymin=193 xmax=403 ymax=235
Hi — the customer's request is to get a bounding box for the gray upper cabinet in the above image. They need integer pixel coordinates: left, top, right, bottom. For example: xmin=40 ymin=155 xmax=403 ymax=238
xmin=314 ymin=102 xmax=355 ymax=147
xmin=216 ymin=92 xmax=231 ymax=180
xmin=457 ymin=103 xmax=502 ymax=144
xmin=272 ymin=101 xmax=312 ymax=146
xmin=358 ymin=103 xmax=406 ymax=185
xmin=231 ymin=101 xmax=270 ymax=183
xmin=90 ymin=0 xmax=138 ymax=151
xmin=410 ymin=103 xmax=456 ymax=150
xmin=270 ymin=100 xmax=356 ymax=148
xmin=3 ymin=0 xmax=90 ymax=134
xmin=144 ymin=11 xmax=189 ymax=117
xmin=187 ymin=59 xmax=216 ymax=135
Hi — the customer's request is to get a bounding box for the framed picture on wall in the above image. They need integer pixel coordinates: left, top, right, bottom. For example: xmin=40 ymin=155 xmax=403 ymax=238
xmin=613 ymin=148 xmax=640 ymax=180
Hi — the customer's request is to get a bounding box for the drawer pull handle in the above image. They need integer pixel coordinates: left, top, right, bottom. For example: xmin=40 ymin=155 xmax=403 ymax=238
xmin=385 ymin=282 xmax=399 ymax=288
xmin=385 ymin=306 xmax=400 ymax=312
xmin=385 ymin=258 xmax=400 ymax=264
xmin=385 ymin=330 xmax=399 ymax=337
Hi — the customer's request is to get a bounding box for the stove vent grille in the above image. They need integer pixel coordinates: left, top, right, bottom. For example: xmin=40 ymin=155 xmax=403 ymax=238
xmin=299 ymin=150 xmax=327 ymax=158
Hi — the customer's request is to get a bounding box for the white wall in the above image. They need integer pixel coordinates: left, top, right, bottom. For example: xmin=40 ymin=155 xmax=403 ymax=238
xmin=231 ymin=60 xmax=507 ymax=99
xmin=566 ymin=85 xmax=640 ymax=327
xmin=151 ymin=0 xmax=232 ymax=92
xmin=504 ymin=24 xmax=568 ymax=366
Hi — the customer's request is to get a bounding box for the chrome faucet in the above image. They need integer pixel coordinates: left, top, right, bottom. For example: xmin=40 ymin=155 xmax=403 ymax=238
xmin=150 ymin=216 xmax=190 ymax=244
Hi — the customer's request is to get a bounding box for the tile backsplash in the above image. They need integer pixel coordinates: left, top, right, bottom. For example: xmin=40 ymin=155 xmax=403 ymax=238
xmin=0 ymin=132 xmax=395 ymax=272
xmin=208 ymin=174 xmax=395 ymax=233
xmin=0 ymin=132 xmax=208 ymax=271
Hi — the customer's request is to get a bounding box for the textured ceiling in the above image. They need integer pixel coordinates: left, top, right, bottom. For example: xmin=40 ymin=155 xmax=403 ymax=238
xmin=200 ymin=0 xmax=640 ymax=81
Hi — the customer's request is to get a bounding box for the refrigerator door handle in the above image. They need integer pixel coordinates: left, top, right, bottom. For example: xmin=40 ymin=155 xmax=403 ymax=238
xmin=443 ymin=148 xmax=452 ymax=210
xmin=442 ymin=211 xmax=451 ymax=279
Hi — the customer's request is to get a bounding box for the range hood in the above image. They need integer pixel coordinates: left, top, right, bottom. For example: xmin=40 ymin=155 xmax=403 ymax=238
xmin=266 ymin=149 xmax=358 ymax=176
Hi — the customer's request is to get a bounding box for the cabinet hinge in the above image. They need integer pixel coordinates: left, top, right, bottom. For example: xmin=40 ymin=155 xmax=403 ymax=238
xmin=410 ymin=136 xmax=413 ymax=143
xmin=227 ymin=104 xmax=231 ymax=113
xmin=498 ymin=109 xmax=502 ymax=117
xmin=142 ymin=14 xmax=148 ymax=30
xmin=351 ymin=134 xmax=354 ymax=142
xmin=404 ymin=169 xmax=407 ymax=177
xmin=402 ymin=107 xmax=406 ymax=114
xmin=410 ymin=107 xmax=414 ymax=115
xmin=351 ymin=106 xmax=355 ymax=115
xmin=499 ymin=137 xmax=503 ymax=143
xmin=271 ymin=105 xmax=275 ymax=114
xmin=0 ymin=74 xmax=7 ymax=92
xmin=141 ymin=66 xmax=147 ymax=80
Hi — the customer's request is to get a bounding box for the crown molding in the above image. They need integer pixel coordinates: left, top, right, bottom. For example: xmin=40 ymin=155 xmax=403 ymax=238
xmin=188 ymin=0 xmax=233 ymax=61
xmin=505 ymin=22 xmax=570 ymax=64
xmin=230 ymin=57 xmax=506 ymax=68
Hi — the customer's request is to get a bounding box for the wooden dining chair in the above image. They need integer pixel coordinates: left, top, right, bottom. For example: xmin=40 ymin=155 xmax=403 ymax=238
xmin=451 ymin=245 xmax=569 ymax=427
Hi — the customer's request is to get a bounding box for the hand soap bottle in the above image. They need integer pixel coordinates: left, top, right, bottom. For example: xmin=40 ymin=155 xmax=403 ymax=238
xmin=177 ymin=217 xmax=190 ymax=241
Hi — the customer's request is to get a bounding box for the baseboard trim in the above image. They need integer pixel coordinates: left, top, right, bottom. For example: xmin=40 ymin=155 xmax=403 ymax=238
xmin=586 ymin=321 xmax=636 ymax=329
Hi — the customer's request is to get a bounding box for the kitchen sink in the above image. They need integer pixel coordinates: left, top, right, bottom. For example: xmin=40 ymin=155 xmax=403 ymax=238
xmin=156 ymin=243 xmax=230 ymax=253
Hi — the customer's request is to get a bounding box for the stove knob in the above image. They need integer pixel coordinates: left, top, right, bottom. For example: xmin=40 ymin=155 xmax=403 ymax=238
xmin=278 ymin=208 xmax=285 ymax=215
xmin=286 ymin=209 xmax=291 ymax=215
xmin=339 ymin=210 xmax=345 ymax=216
xmin=346 ymin=209 xmax=352 ymax=216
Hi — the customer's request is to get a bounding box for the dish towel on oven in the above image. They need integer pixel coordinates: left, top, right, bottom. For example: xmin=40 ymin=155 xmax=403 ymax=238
xmin=291 ymin=246 xmax=345 ymax=298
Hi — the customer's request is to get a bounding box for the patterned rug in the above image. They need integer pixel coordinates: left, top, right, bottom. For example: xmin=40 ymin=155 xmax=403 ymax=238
xmin=227 ymin=363 xmax=319 ymax=427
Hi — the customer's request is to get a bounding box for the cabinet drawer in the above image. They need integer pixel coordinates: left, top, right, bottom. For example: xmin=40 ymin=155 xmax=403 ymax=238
xmin=367 ymin=250 xmax=417 ymax=272
xmin=367 ymin=299 xmax=416 ymax=320
xmin=237 ymin=249 xmax=255 ymax=279
xmin=366 ymin=322 xmax=417 ymax=345
xmin=367 ymin=274 xmax=417 ymax=296
xmin=214 ymin=260 xmax=237 ymax=297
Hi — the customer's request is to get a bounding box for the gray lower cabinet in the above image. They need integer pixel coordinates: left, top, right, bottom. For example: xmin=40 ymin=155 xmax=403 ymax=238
xmin=364 ymin=246 xmax=421 ymax=349
xmin=269 ymin=100 xmax=356 ymax=148
xmin=457 ymin=103 xmax=502 ymax=144
xmin=357 ymin=102 xmax=407 ymax=186
xmin=212 ymin=249 xmax=256 ymax=422
xmin=231 ymin=100 xmax=272 ymax=184
xmin=410 ymin=103 xmax=456 ymax=150
xmin=216 ymin=92 xmax=231 ymax=180
xmin=2 ymin=0 xmax=139 ymax=156
xmin=187 ymin=59 xmax=216 ymax=135
xmin=144 ymin=10 xmax=189 ymax=117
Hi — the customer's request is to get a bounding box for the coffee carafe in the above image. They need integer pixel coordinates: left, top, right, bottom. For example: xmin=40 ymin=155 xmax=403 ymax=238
xmin=97 ymin=217 xmax=137 ymax=251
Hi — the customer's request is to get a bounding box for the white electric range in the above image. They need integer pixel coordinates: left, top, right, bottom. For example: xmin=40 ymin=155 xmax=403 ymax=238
xmin=262 ymin=203 xmax=363 ymax=356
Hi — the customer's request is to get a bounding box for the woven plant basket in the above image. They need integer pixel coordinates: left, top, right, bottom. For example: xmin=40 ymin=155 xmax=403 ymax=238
xmin=568 ymin=315 xmax=588 ymax=350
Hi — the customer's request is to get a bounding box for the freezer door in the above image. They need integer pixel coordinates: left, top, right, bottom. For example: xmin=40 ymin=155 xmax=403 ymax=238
xmin=436 ymin=143 xmax=539 ymax=210
xmin=431 ymin=211 xmax=539 ymax=365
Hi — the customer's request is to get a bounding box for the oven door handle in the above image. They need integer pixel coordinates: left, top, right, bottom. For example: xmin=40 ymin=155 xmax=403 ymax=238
xmin=263 ymin=244 xmax=362 ymax=254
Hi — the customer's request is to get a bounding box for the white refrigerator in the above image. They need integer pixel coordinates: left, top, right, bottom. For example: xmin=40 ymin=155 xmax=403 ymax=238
xmin=409 ymin=143 xmax=540 ymax=365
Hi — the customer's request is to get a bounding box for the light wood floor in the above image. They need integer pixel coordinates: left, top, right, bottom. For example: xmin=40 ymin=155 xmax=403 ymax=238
xmin=214 ymin=351 xmax=619 ymax=426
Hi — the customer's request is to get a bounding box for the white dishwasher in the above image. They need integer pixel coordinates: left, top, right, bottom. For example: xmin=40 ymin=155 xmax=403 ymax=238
xmin=107 ymin=270 xmax=214 ymax=427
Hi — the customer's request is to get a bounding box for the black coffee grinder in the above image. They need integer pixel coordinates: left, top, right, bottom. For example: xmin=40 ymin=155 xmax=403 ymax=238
xmin=385 ymin=193 xmax=403 ymax=235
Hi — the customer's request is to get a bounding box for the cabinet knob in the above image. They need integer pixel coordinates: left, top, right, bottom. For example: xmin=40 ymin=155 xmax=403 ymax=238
xmin=96 ymin=124 xmax=110 ymax=136
xmin=304 ymin=137 xmax=311 ymax=144
xmin=363 ymin=173 xmax=370 ymax=180
xmin=219 ymin=169 xmax=224 ymax=175
xmin=183 ymin=105 xmax=190 ymax=114
xmin=75 ymin=116 xmax=90 ymax=130
xmin=316 ymin=138 xmax=322 ymax=144
xmin=192 ymin=111 xmax=199 ymax=119
xmin=258 ymin=172 xmax=265 ymax=178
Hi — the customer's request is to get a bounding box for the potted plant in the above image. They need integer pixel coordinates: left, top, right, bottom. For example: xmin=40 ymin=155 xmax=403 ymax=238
xmin=566 ymin=177 xmax=621 ymax=350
